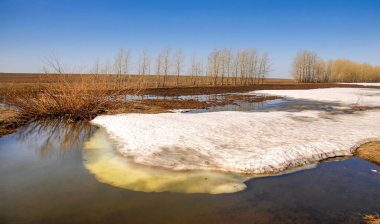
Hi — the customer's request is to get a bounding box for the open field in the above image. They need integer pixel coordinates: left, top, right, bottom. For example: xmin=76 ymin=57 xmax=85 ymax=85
xmin=0 ymin=72 xmax=294 ymax=90
xmin=2 ymin=73 xmax=379 ymax=98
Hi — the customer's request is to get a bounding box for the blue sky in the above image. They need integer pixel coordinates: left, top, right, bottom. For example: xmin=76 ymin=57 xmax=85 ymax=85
xmin=1 ymin=0 xmax=379 ymax=77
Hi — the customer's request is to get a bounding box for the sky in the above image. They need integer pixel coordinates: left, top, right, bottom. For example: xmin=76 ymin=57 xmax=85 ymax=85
xmin=0 ymin=0 xmax=379 ymax=78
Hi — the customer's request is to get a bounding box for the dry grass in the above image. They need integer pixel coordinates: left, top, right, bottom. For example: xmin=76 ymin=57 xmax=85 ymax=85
xmin=0 ymin=108 xmax=27 ymax=137
xmin=3 ymin=74 xmax=142 ymax=121
xmin=355 ymin=142 xmax=380 ymax=165
xmin=363 ymin=214 xmax=380 ymax=224
xmin=0 ymin=73 xmax=295 ymax=91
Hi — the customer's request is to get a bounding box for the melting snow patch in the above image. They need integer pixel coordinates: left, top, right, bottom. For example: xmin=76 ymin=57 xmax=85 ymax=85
xmin=92 ymin=112 xmax=380 ymax=174
xmin=339 ymin=83 xmax=380 ymax=87
xmin=255 ymin=88 xmax=380 ymax=107
xmin=91 ymin=88 xmax=380 ymax=174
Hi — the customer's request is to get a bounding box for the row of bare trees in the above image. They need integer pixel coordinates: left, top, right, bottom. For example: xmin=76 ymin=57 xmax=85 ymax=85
xmin=90 ymin=47 xmax=270 ymax=87
xmin=326 ymin=59 xmax=380 ymax=82
xmin=293 ymin=50 xmax=380 ymax=83
xmin=207 ymin=48 xmax=270 ymax=86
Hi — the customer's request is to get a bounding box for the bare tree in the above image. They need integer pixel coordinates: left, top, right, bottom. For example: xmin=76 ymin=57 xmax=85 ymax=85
xmin=92 ymin=58 xmax=101 ymax=74
xmin=247 ymin=49 xmax=258 ymax=85
xmin=122 ymin=49 xmax=132 ymax=75
xmin=174 ymin=49 xmax=184 ymax=86
xmin=161 ymin=47 xmax=171 ymax=87
xmin=233 ymin=51 xmax=240 ymax=85
xmin=238 ymin=50 xmax=249 ymax=85
xmin=101 ymin=60 xmax=112 ymax=75
xmin=190 ymin=54 xmax=197 ymax=86
xmin=42 ymin=54 xmax=65 ymax=74
xmin=224 ymin=49 xmax=232 ymax=85
xmin=258 ymin=53 xmax=270 ymax=84
xmin=208 ymin=49 xmax=220 ymax=86
xmin=155 ymin=53 xmax=162 ymax=87
xmin=114 ymin=49 xmax=124 ymax=75
xmin=114 ymin=48 xmax=127 ymax=86
xmin=292 ymin=50 xmax=322 ymax=83
xmin=190 ymin=54 xmax=205 ymax=86
xmin=138 ymin=49 xmax=151 ymax=76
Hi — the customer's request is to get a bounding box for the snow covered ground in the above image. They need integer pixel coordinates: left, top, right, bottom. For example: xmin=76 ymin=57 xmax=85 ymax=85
xmin=339 ymin=83 xmax=380 ymax=87
xmin=255 ymin=88 xmax=380 ymax=107
xmin=91 ymin=88 xmax=380 ymax=174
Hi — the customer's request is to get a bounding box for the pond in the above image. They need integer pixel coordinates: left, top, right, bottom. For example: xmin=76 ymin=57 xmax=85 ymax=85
xmin=1 ymin=97 xmax=380 ymax=223
xmin=127 ymin=93 xmax=345 ymax=113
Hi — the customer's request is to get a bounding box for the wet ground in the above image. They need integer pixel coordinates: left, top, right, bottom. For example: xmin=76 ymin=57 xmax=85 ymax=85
xmin=127 ymin=91 xmax=361 ymax=114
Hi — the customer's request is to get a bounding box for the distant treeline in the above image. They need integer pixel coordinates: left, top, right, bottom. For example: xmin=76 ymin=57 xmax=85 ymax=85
xmin=292 ymin=50 xmax=380 ymax=83
xmin=44 ymin=47 xmax=270 ymax=87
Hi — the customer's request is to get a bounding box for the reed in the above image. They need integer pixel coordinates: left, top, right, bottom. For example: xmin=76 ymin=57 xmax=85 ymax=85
xmin=5 ymin=73 xmax=143 ymax=120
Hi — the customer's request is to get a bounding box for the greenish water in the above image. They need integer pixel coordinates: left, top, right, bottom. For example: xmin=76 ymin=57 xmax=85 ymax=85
xmin=83 ymin=128 xmax=249 ymax=194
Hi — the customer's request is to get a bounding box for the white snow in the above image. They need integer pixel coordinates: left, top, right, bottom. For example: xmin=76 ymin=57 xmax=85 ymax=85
xmin=91 ymin=88 xmax=380 ymax=174
xmin=255 ymin=88 xmax=380 ymax=107
xmin=339 ymin=83 xmax=380 ymax=87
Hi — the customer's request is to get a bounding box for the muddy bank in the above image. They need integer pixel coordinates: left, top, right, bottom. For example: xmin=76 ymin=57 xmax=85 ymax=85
xmin=356 ymin=142 xmax=380 ymax=165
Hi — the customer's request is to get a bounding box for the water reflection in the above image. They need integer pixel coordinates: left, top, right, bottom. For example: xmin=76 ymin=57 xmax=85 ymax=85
xmin=16 ymin=119 xmax=96 ymax=158
xmin=11 ymin=119 xmax=327 ymax=195
xmin=125 ymin=94 xmax=224 ymax=102
xmin=189 ymin=98 xmax=345 ymax=113
xmin=83 ymin=129 xmax=250 ymax=194
xmin=10 ymin=120 xmax=251 ymax=194
xmin=1 ymin=115 xmax=380 ymax=223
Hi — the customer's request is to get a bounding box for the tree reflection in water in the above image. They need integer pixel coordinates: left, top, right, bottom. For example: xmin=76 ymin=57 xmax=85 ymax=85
xmin=16 ymin=119 xmax=97 ymax=158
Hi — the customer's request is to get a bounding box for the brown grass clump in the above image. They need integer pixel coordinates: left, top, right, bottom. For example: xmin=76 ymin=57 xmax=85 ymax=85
xmin=355 ymin=142 xmax=380 ymax=165
xmin=0 ymin=108 xmax=27 ymax=137
xmin=4 ymin=74 xmax=143 ymax=121
xmin=363 ymin=214 xmax=380 ymax=224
